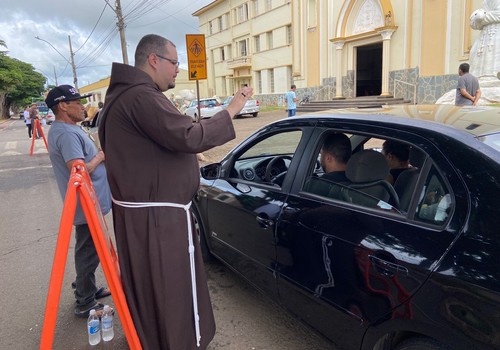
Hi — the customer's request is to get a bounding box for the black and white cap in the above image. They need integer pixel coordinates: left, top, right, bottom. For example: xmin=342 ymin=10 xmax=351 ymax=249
xmin=45 ymin=85 xmax=92 ymax=108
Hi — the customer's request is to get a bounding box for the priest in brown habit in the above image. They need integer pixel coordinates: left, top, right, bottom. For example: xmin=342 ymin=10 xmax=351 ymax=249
xmin=99 ymin=34 xmax=252 ymax=349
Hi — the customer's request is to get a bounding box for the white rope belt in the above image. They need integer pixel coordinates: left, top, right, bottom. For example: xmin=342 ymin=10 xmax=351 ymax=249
xmin=112 ymin=197 xmax=201 ymax=347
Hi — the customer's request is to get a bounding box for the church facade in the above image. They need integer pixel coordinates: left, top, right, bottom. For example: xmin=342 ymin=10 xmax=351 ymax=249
xmin=193 ymin=0 xmax=483 ymax=104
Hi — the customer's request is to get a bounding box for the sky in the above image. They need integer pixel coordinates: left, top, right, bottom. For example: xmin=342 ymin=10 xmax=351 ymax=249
xmin=0 ymin=0 xmax=214 ymax=89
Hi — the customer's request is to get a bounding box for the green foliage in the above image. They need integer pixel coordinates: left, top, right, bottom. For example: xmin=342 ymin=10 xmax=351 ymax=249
xmin=0 ymin=54 xmax=45 ymax=108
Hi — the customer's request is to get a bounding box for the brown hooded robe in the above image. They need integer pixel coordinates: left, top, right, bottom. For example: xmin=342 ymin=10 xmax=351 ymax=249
xmin=99 ymin=62 xmax=235 ymax=349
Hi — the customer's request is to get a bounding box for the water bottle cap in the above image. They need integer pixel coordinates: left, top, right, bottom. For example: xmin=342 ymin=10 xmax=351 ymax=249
xmin=89 ymin=309 xmax=96 ymax=315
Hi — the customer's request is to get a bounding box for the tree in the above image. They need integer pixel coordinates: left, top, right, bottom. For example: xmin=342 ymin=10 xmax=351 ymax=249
xmin=0 ymin=41 xmax=46 ymax=119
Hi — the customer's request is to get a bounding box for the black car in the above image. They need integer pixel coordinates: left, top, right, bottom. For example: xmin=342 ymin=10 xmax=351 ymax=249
xmin=193 ymin=104 xmax=500 ymax=350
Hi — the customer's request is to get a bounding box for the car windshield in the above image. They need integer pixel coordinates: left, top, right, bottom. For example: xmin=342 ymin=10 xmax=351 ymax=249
xmin=38 ymin=106 xmax=49 ymax=115
xmin=191 ymin=99 xmax=218 ymax=107
xmin=240 ymin=130 xmax=302 ymax=159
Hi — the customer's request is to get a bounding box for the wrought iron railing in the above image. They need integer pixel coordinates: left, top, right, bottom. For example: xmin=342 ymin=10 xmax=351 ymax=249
xmin=393 ymin=79 xmax=417 ymax=104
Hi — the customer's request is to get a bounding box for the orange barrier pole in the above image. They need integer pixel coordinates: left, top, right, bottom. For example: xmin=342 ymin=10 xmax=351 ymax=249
xmin=29 ymin=120 xmax=48 ymax=156
xmin=29 ymin=121 xmax=37 ymax=156
xmin=39 ymin=161 xmax=142 ymax=350
xmin=39 ymin=170 xmax=79 ymax=349
xmin=36 ymin=120 xmax=49 ymax=150
xmin=79 ymin=178 xmax=142 ymax=349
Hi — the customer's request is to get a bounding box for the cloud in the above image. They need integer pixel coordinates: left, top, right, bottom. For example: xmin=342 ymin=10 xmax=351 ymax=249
xmin=0 ymin=0 xmax=211 ymax=88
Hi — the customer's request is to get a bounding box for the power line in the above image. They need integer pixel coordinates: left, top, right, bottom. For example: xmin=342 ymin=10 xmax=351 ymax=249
xmin=74 ymin=3 xmax=108 ymax=54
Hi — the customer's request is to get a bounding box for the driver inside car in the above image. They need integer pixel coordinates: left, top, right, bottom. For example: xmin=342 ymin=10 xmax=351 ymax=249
xmin=304 ymin=132 xmax=352 ymax=197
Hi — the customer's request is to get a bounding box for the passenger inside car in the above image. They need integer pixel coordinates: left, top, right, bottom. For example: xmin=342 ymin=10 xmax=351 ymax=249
xmin=304 ymin=132 xmax=352 ymax=198
xmin=392 ymin=147 xmax=427 ymax=212
xmin=381 ymin=140 xmax=413 ymax=184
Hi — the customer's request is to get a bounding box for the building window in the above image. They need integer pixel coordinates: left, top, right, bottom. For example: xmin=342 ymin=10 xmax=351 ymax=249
xmin=252 ymin=0 xmax=259 ymax=17
xmin=270 ymin=69 xmax=275 ymax=93
xmin=286 ymin=25 xmax=292 ymax=45
xmin=254 ymin=35 xmax=260 ymax=52
xmin=225 ymin=13 xmax=231 ymax=29
xmin=218 ymin=16 xmax=223 ymax=31
xmin=256 ymin=71 xmax=262 ymax=93
xmin=227 ymin=44 xmax=232 ymax=59
xmin=209 ymin=20 xmax=213 ymax=35
xmin=267 ymin=31 xmax=273 ymax=50
xmin=220 ymin=47 xmax=225 ymax=61
xmin=238 ymin=3 xmax=249 ymax=23
xmin=266 ymin=0 xmax=272 ymax=11
xmin=239 ymin=39 xmax=248 ymax=57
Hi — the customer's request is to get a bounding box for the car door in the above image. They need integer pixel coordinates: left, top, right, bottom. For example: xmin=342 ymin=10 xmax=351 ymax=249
xmin=203 ymin=127 xmax=309 ymax=297
xmin=275 ymin=125 xmax=469 ymax=349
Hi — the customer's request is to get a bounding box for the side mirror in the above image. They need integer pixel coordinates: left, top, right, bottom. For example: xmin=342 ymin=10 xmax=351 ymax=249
xmin=200 ymin=163 xmax=222 ymax=180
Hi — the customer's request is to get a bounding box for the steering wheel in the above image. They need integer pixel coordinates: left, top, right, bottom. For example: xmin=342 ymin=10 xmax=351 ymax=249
xmin=264 ymin=155 xmax=293 ymax=182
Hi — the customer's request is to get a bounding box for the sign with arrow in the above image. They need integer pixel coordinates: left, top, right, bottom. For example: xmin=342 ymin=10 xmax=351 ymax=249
xmin=186 ymin=34 xmax=207 ymax=80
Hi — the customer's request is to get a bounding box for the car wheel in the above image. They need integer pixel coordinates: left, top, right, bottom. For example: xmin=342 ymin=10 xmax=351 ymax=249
xmin=252 ymin=112 xmax=258 ymax=118
xmin=395 ymin=337 xmax=450 ymax=350
xmin=191 ymin=208 xmax=211 ymax=262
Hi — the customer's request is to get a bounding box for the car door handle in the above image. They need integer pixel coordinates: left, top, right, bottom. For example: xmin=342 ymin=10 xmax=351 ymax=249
xmin=368 ymin=255 xmax=408 ymax=277
xmin=256 ymin=215 xmax=274 ymax=228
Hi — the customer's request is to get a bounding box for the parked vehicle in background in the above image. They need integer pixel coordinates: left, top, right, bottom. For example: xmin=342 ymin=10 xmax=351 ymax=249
xmin=184 ymin=98 xmax=222 ymax=121
xmin=221 ymin=96 xmax=260 ymax=118
xmin=193 ymin=104 xmax=500 ymax=350
xmin=46 ymin=109 xmax=55 ymax=125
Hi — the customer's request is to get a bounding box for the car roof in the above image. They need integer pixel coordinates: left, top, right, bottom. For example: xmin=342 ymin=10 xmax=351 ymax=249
xmin=303 ymin=104 xmax=500 ymax=138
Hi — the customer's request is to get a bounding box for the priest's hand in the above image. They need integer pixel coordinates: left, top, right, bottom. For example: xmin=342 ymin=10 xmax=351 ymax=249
xmin=225 ymin=86 xmax=254 ymax=119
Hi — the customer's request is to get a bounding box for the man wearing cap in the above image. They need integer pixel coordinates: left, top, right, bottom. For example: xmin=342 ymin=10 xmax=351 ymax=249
xmin=45 ymin=85 xmax=112 ymax=318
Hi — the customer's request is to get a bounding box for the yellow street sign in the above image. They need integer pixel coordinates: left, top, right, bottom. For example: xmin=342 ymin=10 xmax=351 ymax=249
xmin=186 ymin=34 xmax=207 ymax=80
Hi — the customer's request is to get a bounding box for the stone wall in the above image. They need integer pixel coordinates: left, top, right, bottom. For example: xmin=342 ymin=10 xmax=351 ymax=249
xmin=254 ymin=68 xmax=459 ymax=105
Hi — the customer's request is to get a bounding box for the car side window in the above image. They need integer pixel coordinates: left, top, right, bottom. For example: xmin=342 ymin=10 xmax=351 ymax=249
xmin=302 ymin=133 xmax=400 ymax=213
xmin=230 ymin=130 xmax=303 ymax=187
xmin=415 ymin=167 xmax=453 ymax=225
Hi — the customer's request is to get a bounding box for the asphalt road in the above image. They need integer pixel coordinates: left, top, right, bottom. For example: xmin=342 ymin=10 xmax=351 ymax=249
xmin=0 ymin=114 xmax=332 ymax=350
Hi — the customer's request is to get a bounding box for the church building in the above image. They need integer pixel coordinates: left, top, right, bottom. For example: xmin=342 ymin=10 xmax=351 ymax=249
xmin=193 ymin=0 xmax=484 ymax=104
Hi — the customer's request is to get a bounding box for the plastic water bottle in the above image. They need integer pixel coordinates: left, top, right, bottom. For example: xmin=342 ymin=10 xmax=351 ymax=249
xmin=101 ymin=305 xmax=114 ymax=341
xmin=87 ymin=309 xmax=101 ymax=345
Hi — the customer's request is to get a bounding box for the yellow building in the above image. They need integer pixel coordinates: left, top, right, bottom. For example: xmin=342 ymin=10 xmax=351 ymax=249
xmin=194 ymin=0 xmax=483 ymax=104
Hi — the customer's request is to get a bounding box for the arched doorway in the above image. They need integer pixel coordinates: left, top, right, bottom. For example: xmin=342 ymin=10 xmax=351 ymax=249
xmin=355 ymin=42 xmax=382 ymax=97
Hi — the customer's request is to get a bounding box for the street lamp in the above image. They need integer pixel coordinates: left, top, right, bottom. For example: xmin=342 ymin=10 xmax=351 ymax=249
xmin=35 ymin=36 xmax=78 ymax=90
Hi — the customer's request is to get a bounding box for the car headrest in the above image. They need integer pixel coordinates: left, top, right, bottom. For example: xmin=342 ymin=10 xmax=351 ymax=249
xmin=346 ymin=150 xmax=389 ymax=183
xmin=409 ymin=147 xmax=426 ymax=168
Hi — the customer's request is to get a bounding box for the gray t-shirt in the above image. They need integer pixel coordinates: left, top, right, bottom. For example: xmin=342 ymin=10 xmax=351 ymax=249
xmin=455 ymin=73 xmax=480 ymax=106
xmin=48 ymin=121 xmax=111 ymax=225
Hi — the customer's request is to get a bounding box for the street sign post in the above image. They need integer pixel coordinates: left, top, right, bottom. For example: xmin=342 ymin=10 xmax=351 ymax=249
xmin=186 ymin=34 xmax=207 ymax=122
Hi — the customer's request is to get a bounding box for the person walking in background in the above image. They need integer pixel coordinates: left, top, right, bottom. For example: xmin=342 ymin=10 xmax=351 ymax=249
xmin=29 ymin=103 xmax=40 ymax=138
xmin=455 ymin=63 xmax=481 ymax=106
xmin=99 ymin=34 xmax=251 ymax=350
xmin=45 ymin=85 xmax=112 ymax=318
xmin=23 ymin=106 xmax=32 ymax=138
xmin=285 ymin=84 xmax=298 ymax=117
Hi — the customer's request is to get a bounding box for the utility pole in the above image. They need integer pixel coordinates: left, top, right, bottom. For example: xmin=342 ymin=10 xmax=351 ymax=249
xmin=68 ymin=35 xmax=78 ymax=90
xmin=115 ymin=0 xmax=129 ymax=64
xmin=53 ymin=66 xmax=58 ymax=86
